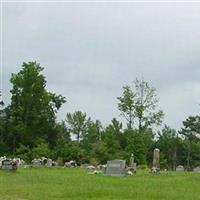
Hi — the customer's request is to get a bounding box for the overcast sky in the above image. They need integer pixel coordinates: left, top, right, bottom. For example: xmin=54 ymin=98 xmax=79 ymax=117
xmin=1 ymin=1 xmax=200 ymax=130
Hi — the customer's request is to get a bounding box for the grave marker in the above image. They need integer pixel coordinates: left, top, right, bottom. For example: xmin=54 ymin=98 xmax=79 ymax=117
xmin=105 ymin=160 xmax=126 ymax=176
xmin=151 ymin=148 xmax=160 ymax=173
xmin=1 ymin=159 xmax=17 ymax=171
xmin=193 ymin=166 xmax=200 ymax=173
xmin=32 ymin=159 xmax=42 ymax=167
xmin=176 ymin=165 xmax=184 ymax=172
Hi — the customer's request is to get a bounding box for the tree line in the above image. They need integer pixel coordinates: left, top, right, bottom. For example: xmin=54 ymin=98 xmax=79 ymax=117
xmin=0 ymin=62 xmax=200 ymax=170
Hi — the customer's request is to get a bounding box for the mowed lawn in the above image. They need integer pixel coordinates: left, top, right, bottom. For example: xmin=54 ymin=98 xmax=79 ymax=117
xmin=0 ymin=168 xmax=200 ymax=200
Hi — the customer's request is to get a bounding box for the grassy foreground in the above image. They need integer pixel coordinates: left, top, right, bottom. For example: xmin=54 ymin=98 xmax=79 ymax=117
xmin=0 ymin=168 xmax=200 ymax=200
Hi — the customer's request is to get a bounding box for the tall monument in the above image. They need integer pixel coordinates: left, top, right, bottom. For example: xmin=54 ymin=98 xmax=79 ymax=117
xmin=129 ymin=153 xmax=134 ymax=167
xmin=152 ymin=148 xmax=160 ymax=172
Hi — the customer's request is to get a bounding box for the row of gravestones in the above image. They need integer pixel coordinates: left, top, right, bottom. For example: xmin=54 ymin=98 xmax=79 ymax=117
xmin=105 ymin=160 xmax=200 ymax=176
xmin=31 ymin=157 xmax=57 ymax=167
xmin=2 ymin=148 xmax=200 ymax=174
xmin=105 ymin=149 xmax=200 ymax=176
xmin=0 ymin=156 xmax=57 ymax=171
xmin=176 ymin=165 xmax=200 ymax=172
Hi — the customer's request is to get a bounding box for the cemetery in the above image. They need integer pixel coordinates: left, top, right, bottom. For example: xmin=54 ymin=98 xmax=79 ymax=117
xmin=1 ymin=165 xmax=200 ymax=200
xmin=1 ymin=149 xmax=200 ymax=199
xmin=1 ymin=3 xmax=200 ymax=199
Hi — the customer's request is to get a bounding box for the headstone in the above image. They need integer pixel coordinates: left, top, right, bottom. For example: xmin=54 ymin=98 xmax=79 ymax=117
xmin=151 ymin=148 xmax=160 ymax=173
xmin=106 ymin=160 xmax=126 ymax=176
xmin=1 ymin=159 xmax=13 ymax=170
xmin=69 ymin=160 xmax=77 ymax=167
xmin=129 ymin=153 xmax=136 ymax=173
xmin=65 ymin=160 xmax=77 ymax=168
xmin=193 ymin=166 xmax=200 ymax=173
xmin=176 ymin=165 xmax=184 ymax=172
xmin=32 ymin=159 xmax=42 ymax=167
xmin=52 ymin=161 xmax=58 ymax=166
xmin=130 ymin=153 xmax=134 ymax=167
xmin=0 ymin=158 xmax=4 ymax=167
xmin=0 ymin=156 xmax=6 ymax=167
xmin=81 ymin=163 xmax=89 ymax=169
xmin=13 ymin=158 xmax=25 ymax=167
xmin=1 ymin=159 xmax=17 ymax=171
xmin=153 ymin=148 xmax=160 ymax=168
xmin=87 ymin=165 xmax=96 ymax=170
xmin=46 ymin=159 xmax=53 ymax=167
xmin=41 ymin=157 xmax=47 ymax=165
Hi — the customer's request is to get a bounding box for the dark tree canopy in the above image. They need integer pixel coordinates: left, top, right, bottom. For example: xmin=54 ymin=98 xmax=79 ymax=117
xmin=1 ymin=62 xmax=200 ymax=169
xmin=6 ymin=62 xmax=66 ymax=151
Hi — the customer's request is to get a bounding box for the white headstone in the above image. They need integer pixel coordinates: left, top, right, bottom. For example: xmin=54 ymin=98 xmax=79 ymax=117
xmin=176 ymin=165 xmax=184 ymax=172
xmin=81 ymin=163 xmax=89 ymax=169
xmin=153 ymin=148 xmax=160 ymax=168
xmin=46 ymin=159 xmax=53 ymax=167
xmin=1 ymin=159 xmax=17 ymax=171
xmin=130 ymin=154 xmax=134 ymax=167
xmin=32 ymin=159 xmax=42 ymax=167
xmin=193 ymin=166 xmax=200 ymax=173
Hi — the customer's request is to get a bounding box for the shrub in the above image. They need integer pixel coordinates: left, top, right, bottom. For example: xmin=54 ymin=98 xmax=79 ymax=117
xmin=15 ymin=144 xmax=32 ymax=163
xmin=31 ymin=143 xmax=51 ymax=158
xmin=57 ymin=157 xmax=64 ymax=166
xmin=90 ymin=158 xmax=98 ymax=166
xmin=137 ymin=164 xmax=148 ymax=170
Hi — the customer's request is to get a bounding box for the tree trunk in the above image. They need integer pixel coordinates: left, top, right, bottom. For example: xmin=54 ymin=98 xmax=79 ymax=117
xmin=186 ymin=140 xmax=191 ymax=171
xmin=172 ymin=149 xmax=177 ymax=171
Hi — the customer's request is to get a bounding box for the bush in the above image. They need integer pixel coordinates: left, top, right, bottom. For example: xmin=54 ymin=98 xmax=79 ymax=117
xmin=57 ymin=157 xmax=64 ymax=166
xmin=15 ymin=144 xmax=32 ymax=163
xmin=137 ymin=164 xmax=148 ymax=170
xmin=31 ymin=143 xmax=51 ymax=158
xmin=90 ymin=158 xmax=98 ymax=166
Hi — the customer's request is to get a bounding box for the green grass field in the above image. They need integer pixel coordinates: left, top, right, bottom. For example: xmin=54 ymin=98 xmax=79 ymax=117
xmin=0 ymin=168 xmax=200 ymax=200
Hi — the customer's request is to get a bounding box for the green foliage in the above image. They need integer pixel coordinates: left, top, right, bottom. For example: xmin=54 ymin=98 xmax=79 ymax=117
xmin=57 ymin=157 xmax=64 ymax=166
xmin=117 ymin=79 xmax=164 ymax=165
xmin=137 ymin=164 xmax=148 ymax=170
xmin=159 ymin=152 xmax=168 ymax=169
xmin=117 ymin=86 xmax=135 ymax=128
xmin=81 ymin=120 xmax=103 ymax=151
xmin=3 ymin=61 xmax=200 ymax=170
xmin=15 ymin=144 xmax=32 ymax=162
xmin=53 ymin=140 xmax=88 ymax=164
xmin=124 ymin=129 xmax=146 ymax=164
xmin=89 ymin=157 xmax=98 ymax=166
xmin=179 ymin=115 xmax=200 ymax=170
xmin=90 ymin=142 xmax=109 ymax=163
xmin=66 ymin=111 xmax=90 ymax=142
xmin=32 ymin=143 xmax=51 ymax=158
xmin=5 ymin=62 xmax=66 ymax=152
xmin=157 ymin=125 xmax=183 ymax=170
xmin=16 ymin=143 xmax=51 ymax=162
xmin=118 ymin=78 xmax=164 ymax=132
xmin=0 ymin=108 xmax=9 ymax=155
